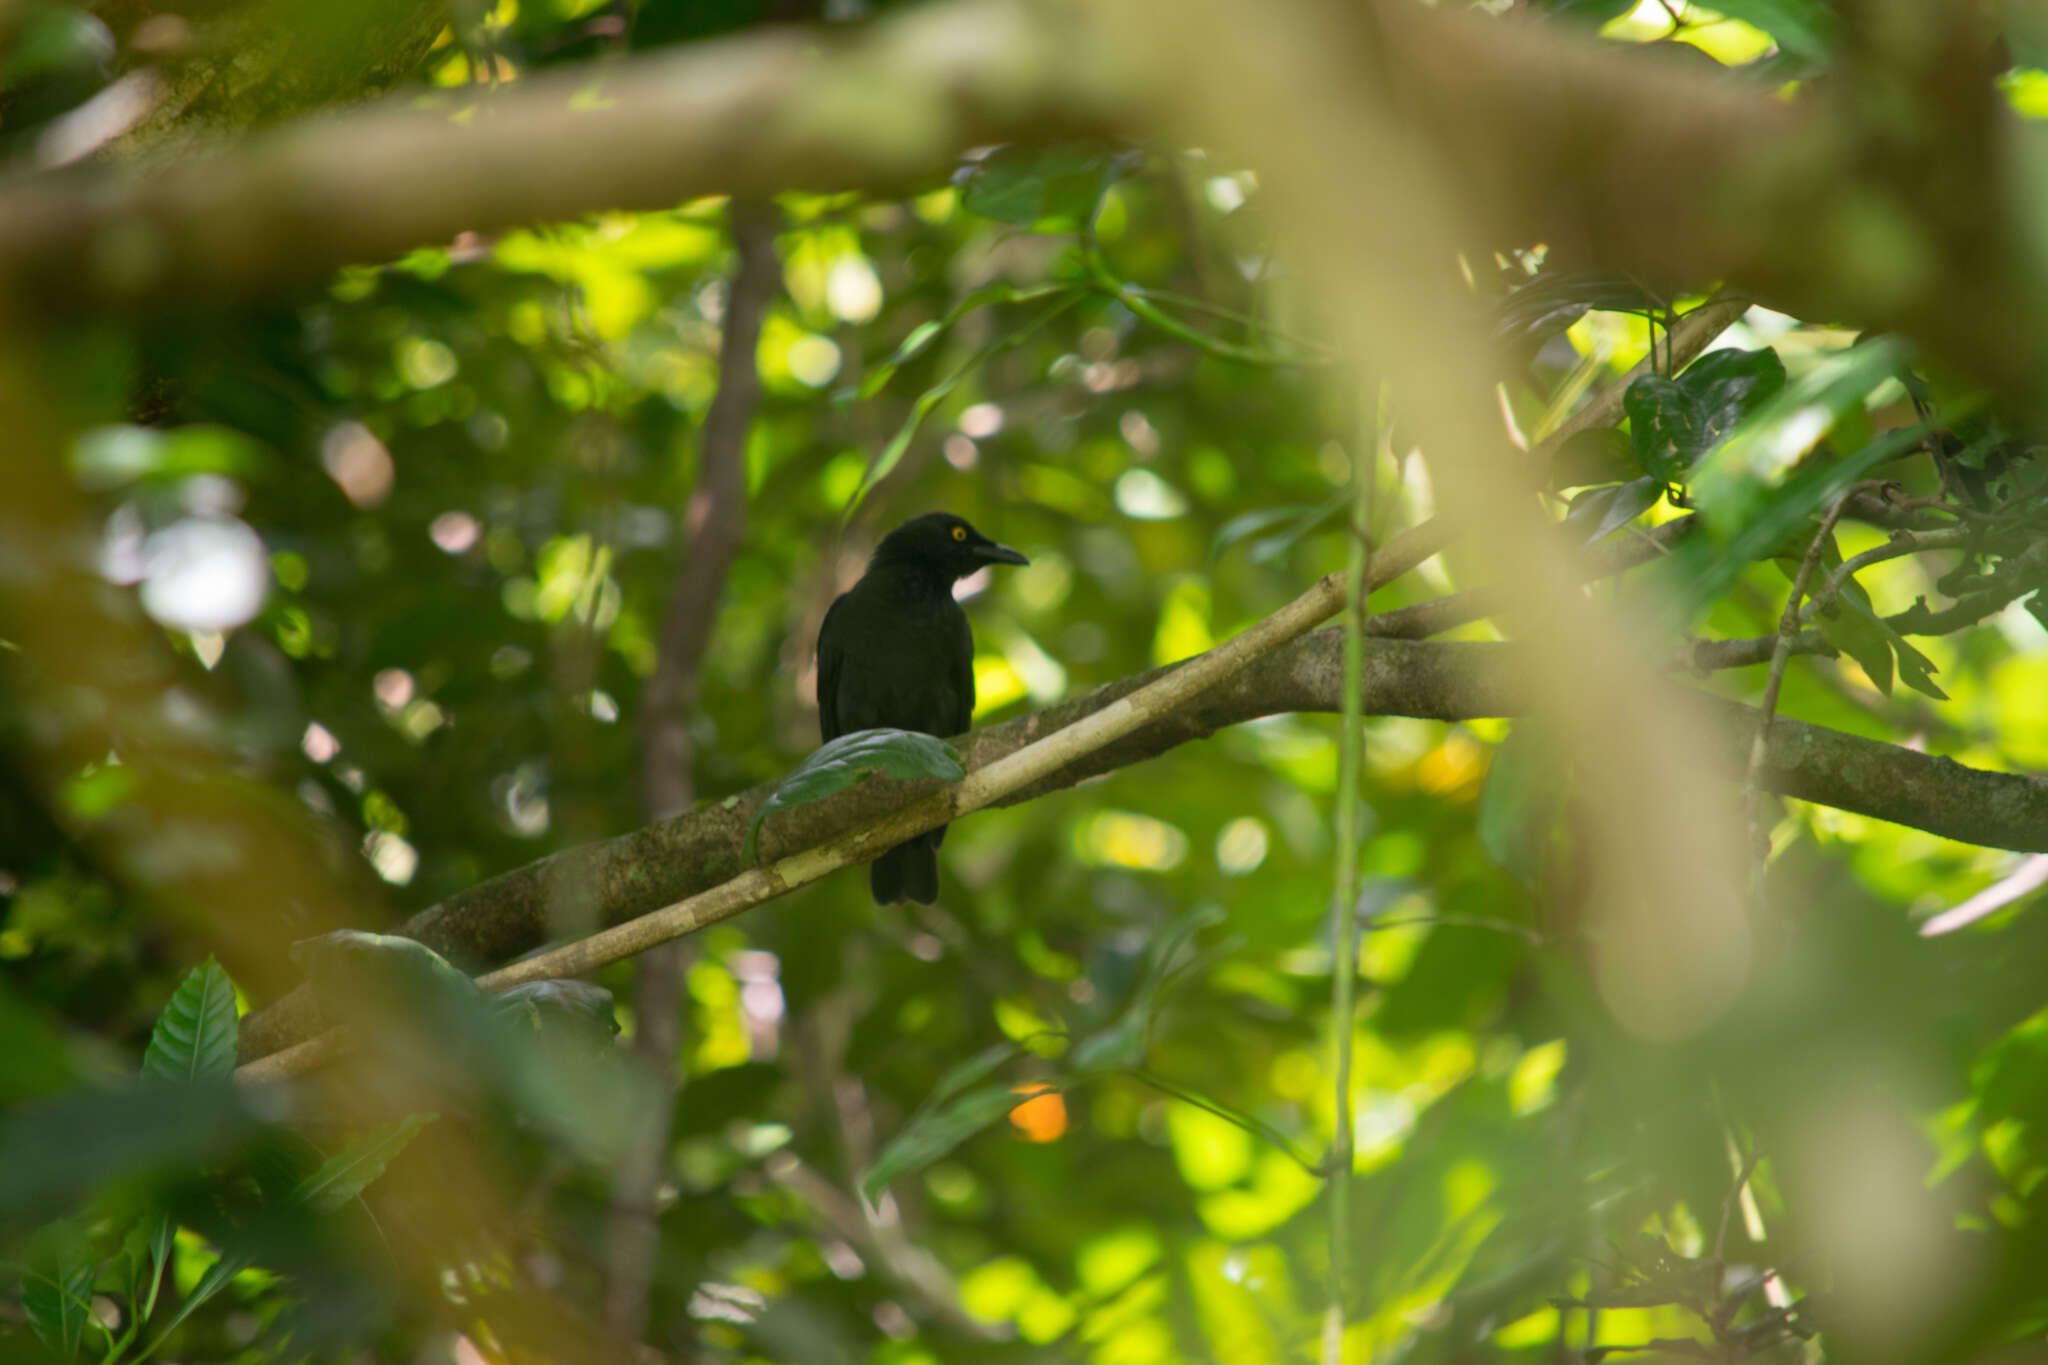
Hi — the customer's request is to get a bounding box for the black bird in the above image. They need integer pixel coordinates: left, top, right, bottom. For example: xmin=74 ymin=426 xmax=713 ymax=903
xmin=816 ymin=512 xmax=1030 ymax=904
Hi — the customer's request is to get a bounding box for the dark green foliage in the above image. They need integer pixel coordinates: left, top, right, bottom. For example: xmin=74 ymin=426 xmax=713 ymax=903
xmin=742 ymin=727 xmax=965 ymax=864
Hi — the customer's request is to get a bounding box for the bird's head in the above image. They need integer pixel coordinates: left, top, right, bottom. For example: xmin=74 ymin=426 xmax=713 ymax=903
xmin=872 ymin=512 xmax=1029 ymax=579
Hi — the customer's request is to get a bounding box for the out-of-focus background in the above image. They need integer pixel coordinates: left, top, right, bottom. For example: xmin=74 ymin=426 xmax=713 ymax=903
xmin=6 ymin=0 xmax=2048 ymax=1361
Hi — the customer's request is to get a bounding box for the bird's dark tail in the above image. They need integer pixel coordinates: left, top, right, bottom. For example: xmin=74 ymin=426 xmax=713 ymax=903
xmin=871 ymin=828 xmax=943 ymax=904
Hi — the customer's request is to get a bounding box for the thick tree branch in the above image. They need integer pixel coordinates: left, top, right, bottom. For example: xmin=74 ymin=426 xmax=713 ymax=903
xmin=236 ymin=626 xmax=2048 ymax=1064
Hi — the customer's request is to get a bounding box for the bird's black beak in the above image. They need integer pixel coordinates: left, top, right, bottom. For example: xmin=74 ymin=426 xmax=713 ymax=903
xmin=976 ymin=541 xmax=1029 ymax=567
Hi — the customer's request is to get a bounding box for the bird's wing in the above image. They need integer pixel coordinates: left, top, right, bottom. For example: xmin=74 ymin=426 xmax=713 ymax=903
xmin=945 ymin=607 xmax=976 ymax=736
xmin=816 ymin=593 xmax=848 ymax=741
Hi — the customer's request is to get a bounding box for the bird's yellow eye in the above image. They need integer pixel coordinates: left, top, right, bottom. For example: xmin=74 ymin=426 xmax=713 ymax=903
xmin=952 ymin=526 xmax=967 ymax=541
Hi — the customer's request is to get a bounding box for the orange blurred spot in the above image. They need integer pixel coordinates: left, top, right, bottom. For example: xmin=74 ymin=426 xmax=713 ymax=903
xmin=1009 ymin=1086 xmax=1067 ymax=1143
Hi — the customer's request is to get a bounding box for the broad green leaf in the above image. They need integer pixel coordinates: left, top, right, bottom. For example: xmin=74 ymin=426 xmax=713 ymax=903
xmin=1818 ymin=601 xmax=1895 ymax=696
xmin=1561 ymin=483 xmax=1622 ymax=537
xmin=1478 ymin=724 xmax=1562 ymax=889
xmin=1494 ymin=269 xmax=1663 ymax=343
xmin=23 ymin=1219 xmax=98 ymax=1362
xmin=743 ymin=728 xmax=964 ymax=864
xmin=863 ymin=1083 xmax=1045 ymax=1201
xmin=1689 ymin=338 xmax=1910 ymax=536
xmin=1623 ymin=348 xmax=1786 ymax=484
xmin=959 ymin=143 xmax=1118 ymax=229
xmin=1623 ymin=375 xmax=1696 ymax=484
xmin=1591 ymin=475 xmax=1662 ymax=541
xmin=1888 ymin=634 xmax=1950 ymax=701
xmin=1676 ymin=347 xmax=1787 ymax=453
xmin=142 ymin=959 xmax=240 ymax=1084
xmin=292 ymin=1113 xmax=437 ymax=1212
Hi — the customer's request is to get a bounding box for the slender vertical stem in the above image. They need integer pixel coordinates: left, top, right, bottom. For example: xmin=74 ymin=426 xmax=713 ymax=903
xmin=1321 ymin=398 xmax=1380 ymax=1364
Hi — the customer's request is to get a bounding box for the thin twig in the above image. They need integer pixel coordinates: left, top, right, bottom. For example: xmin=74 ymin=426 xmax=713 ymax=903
xmin=1744 ymin=486 xmax=1872 ymax=900
xmin=1321 ymin=396 xmax=1381 ymax=1365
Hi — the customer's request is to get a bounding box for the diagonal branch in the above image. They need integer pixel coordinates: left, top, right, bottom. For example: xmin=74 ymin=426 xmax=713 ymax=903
xmin=236 ymin=628 xmax=2048 ymax=1072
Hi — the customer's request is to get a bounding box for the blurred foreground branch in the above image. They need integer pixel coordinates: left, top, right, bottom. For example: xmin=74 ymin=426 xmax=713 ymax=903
xmin=1 ymin=0 xmax=2043 ymax=406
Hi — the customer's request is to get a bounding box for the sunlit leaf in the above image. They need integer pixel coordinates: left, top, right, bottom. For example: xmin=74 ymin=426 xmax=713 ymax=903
xmin=743 ymin=728 xmax=965 ymax=864
xmin=1704 ymin=0 xmax=1840 ymax=61
xmin=141 ymin=959 xmax=240 ymax=1084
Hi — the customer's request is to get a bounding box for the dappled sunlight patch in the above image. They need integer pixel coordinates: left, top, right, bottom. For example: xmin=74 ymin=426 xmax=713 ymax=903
xmin=1074 ymin=810 xmax=1190 ymax=873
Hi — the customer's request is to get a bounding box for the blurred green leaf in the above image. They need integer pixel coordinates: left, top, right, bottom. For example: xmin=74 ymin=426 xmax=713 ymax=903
xmin=69 ymin=423 xmax=273 ymax=491
xmin=959 ymin=143 xmax=1119 ymax=229
xmin=23 ymin=1218 xmax=98 ymax=1363
xmin=1623 ymin=347 xmax=1786 ymax=483
xmin=863 ymin=1082 xmax=1042 ymax=1201
xmin=743 ymin=728 xmax=964 ymax=864
xmin=141 ymin=959 xmax=240 ymax=1084
xmin=1704 ymin=0 xmax=1840 ymax=61
xmin=292 ymin=1114 xmax=437 ymax=1213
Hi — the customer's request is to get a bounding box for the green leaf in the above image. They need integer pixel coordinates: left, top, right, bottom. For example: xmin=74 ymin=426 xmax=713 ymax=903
xmin=1495 ymin=269 xmax=1663 ymax=344
xmin=1210 ymin=498 xmax=1346 ymax=564
xmin=743 ymin=728 xmax=965 ymax=864
xmin=1623 ymin=375 xmax=1696 ymax=484
xmin=862 ymin=1083 xmax=1043 ymax=1201
xmin=959 ymin=143 xmax=1119 ymax=229
xmin=292 ymin=1113 xmax=437 ymax=1213
xmin=1677 ymin=347 xmax=1788 ymax=453
xmin=1070 ymin=905 xmax=1225 ymax=1076
xmin=927 ymin=1041 xmax=1025 ymax=1110
xmin=1818 ymin=601 xmax=1895 ymax=696
xmin=1591 ymin=475 xmax=1662 ymax=542
xmin=1889 ymin=634 xmax=1950 ymax=701
xmin=1479 ymin=724 xmax=1563 ymax=889
xmin=139 ymin=1246 xmax=253 ymax=1360
xmin=1623 ymin=348 xmax=1786 ymax=484
xmin=846 ymin=291 xmax=1082 ymax=513
xmin=1703 ymin=0 xmax=1840 ymax=61
xmin=141 ymin=959 xmax=240 ymax=1084
xmin=1690 ymin=339 xmax=1910 ymax=537
xmin=24 ymin=1219 xmax=99 ymax=1362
